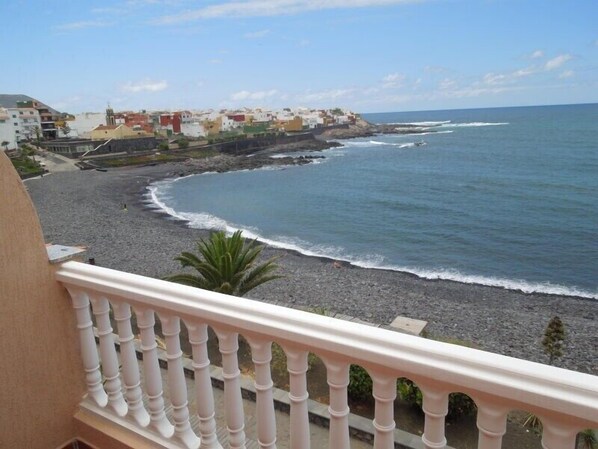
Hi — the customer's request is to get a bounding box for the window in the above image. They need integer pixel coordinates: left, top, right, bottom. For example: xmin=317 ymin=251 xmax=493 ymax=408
xmin=14 ymin=122 xmax=18 ymax=126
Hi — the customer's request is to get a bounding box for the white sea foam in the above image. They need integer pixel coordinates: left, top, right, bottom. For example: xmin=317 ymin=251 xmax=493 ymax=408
xmin=387 ymin=120 xmax=452 ymax=126
xmin=403 ymin=130 xmax=454 ymax=136
xmin=438 ymin=122 xmax=509 ymax=128
xmin=392 ymin=267 xmax=597 ymax=299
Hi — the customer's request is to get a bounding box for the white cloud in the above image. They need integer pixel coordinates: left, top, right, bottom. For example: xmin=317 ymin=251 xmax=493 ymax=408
xmin=483 ymin=73 xmax=508 ymax=86
xmin=530 ymin=50 xmax=544 ymax=59
xmin=55 ymin=20 xmax=113 ymax=31
xmin=231 ymin=89 xmax=278 ymax=101
xmin=156 ymin=0 xmax=423 ymax=24
xmin=559 ymin=70 xmax=574 ymax=79
xmin=121 ymin=79 xmax=168 ymax=93
xmin=544 ymin=54 xmax=572 ymax=71
xmin=209 ymin=59 xmax=223 ymax=64
xmin=482 ymin=65 xmax=536 ymax=86
xmin=382 ymin=73 xmax=406 ymax=88
xmin=439 ymin=78 xmax=457 ymax=90
xmin=244 ymin=29 xmax=270 ymax=39
xmin=298 ymin=88 xmax=354 ymax=102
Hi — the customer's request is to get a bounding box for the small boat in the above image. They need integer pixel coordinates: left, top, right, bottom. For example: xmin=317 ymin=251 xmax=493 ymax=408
xmin=414 ymin=141 xmax=426 ymax=147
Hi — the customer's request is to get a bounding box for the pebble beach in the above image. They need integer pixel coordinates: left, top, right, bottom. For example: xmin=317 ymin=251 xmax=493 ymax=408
xmin=26 ymin=160 xmax=597 ymax=375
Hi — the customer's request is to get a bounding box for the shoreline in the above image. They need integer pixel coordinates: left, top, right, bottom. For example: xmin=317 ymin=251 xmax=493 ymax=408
xmin=27 ymin=158 xmax=598 ymax=376
xmin=144 ymin=158 xmax=596 ymax=302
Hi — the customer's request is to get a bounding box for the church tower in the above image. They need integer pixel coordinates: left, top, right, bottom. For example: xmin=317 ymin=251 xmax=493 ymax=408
xmin=106 ymin=105 xmax=115 ymax=126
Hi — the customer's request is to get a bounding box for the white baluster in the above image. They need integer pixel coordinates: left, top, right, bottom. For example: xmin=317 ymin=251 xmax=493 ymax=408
xmin=321 ymin=357 xmax=350 ymax=449
xmin=187 ymin=321 xmax=222 ymax=449
xmin=214 ymin=328 xmax=247 ymax=449
xmin=541 ymin=418 xmax=578 ymax=449
xmin=419 ymin=383 xmax=448 ymax=449
xmin=160 ymin=313 xmax=200 ymax=448
xmin=136 ymin=307 xmax=174 ymax=438
xmin=371 ymin=371 xmax=397 ymax=449
xmin=112 ymin=301 xmax=150 ymax=427
xmin=68 ymin=288 xmax=107 ymax=407
xmin=247 ymin=337 xmax=277 ymax=449
xmin=89 ymin=294 xmax=128 ymax=417
xmin=475 ymin=400 xmax=507 ymax=449
xmin=284 ymin=347 xmax=310 ymax=449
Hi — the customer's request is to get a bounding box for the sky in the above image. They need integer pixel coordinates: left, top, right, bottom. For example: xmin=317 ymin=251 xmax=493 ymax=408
xmin=1 ymin=0 xmax=597 ymax=114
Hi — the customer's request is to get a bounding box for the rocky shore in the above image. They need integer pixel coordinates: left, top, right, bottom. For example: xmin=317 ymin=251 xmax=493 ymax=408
xmin=316 ymin=117 xmax=428 ymax=140
xmin=26 ymin=158 xmax=597 ymax=376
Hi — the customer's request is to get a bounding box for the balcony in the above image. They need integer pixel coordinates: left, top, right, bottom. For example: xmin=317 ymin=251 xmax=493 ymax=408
xmin=1 ymin=151 xmax=597 ymax=449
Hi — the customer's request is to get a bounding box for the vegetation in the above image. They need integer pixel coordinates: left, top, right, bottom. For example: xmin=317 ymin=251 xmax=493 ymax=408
xmin=96 ymin=148 xmax=217 ymax=168
xmin=176 ymin=137 xmax=189 ymax=149
xmin=348 ymin=365 xmax=373 ymax=402
xmin=346 ymin=333 xmax=478 ymax=418
xmin=397 ymin=378 xmax=477 ymax=420
xmin=542 ymin=316 xmax=565 ymax=365
xmin=158 ymin=141 xmax=170 ymax=151
xmin=577 ymin=429 xmax=597 ymax=449
xmin=1 ymin=140 xmax=9 ymax=151
xmin=10 ymin=148 xmax=44 ymax=178
xmin=165 ymin=230 xmax=282 ymax=296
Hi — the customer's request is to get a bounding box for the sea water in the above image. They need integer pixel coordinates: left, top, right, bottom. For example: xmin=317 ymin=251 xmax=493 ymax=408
xmin=149 ymin=104 xmax=598 ymax=299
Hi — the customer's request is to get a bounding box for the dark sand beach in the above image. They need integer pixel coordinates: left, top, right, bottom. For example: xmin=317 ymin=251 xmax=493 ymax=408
xmin=26 ymin=160 xmax=597 ymax=376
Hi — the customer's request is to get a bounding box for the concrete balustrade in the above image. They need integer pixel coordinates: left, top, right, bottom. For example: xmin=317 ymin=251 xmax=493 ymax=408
xmin=56 ymin=261 xmax=598 ymax=449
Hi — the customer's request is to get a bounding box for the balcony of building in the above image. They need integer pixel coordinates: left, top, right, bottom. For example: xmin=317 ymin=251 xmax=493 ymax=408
xmin=1 ymin=151 xmax=597 ymax=449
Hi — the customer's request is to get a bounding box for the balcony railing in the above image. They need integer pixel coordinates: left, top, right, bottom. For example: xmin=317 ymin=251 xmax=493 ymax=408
xmin=56 ymin=260 xmax=598 ymax=449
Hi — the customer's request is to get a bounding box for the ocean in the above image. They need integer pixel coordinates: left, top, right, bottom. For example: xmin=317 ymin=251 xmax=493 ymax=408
xmin=149 ymin=104 xmax=598 ymax=299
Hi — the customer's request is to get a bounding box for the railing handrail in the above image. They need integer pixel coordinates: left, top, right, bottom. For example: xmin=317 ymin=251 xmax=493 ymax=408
xmin=56 ymin=260 xmax=598 ymax=426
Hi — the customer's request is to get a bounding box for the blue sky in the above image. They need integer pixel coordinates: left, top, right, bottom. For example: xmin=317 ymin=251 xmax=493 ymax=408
xmin=1 ymin=0 xmax=597 ymax=113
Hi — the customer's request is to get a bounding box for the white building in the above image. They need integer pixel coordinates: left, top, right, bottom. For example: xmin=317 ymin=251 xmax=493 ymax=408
xmin=66 ymin=113 xmax=106 ymax=138
xmin=0 ymin=107 xmax=43 ymax=149
xmin=180 ymin=122 xmax=206 ymax=138
xmin=0 ymin=108 xmax=16 ymax=150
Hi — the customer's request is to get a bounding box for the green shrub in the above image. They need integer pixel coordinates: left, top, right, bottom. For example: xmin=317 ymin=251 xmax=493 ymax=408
xmin=397 ymin=378 xmax=477 ymax=419
xmin=177 ymin=138 xmax=189 ymax=149
xmin=348 ymin=365 xmax=373 ymax=402
xmin=158 ymin=142 xmax=169 ymax=151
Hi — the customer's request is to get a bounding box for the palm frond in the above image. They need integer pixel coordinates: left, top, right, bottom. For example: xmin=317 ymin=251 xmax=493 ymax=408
xmin=165 ymin=230 xmax=282 ymax=297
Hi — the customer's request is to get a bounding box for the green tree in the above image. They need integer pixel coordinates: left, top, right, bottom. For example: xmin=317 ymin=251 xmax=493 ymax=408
xmin=1 ymin=140 xmax=9 ymax=151
xmin=542 ymin=316 xmax=565 ymax=365
xmin=577 ymin=429 xmax=597 ymax=449
xmin=165 ymin=230 xmax=282 ymax=296
xmin=33 ymin=125 xmax=42 ymax=146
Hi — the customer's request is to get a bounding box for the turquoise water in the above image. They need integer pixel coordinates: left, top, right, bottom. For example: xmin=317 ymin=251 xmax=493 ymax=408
xmin=150 ymin=104 xmax=598 ymax=299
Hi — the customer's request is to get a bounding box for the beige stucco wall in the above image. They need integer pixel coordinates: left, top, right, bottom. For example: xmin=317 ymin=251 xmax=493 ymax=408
xmin=91 ymin=124 xmax=141 ymax=140
xmin=0 ymin=152 xmax=85 ymax=448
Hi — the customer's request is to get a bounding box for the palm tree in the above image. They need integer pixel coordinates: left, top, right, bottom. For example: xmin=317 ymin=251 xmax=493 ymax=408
xmin=165 ymin=230 xmax=282 ymax=296
xmin=577 ymin=429 xmax=597 ymax=449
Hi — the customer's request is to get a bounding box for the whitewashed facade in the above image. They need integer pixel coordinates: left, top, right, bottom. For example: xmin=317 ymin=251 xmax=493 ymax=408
xmin=67 ymin=113 xmax=106 ymax=138
xmin=0 ymin=108 xmax=17 ymax=150
xmin=180 ymin=122 xmax=206 ymax=138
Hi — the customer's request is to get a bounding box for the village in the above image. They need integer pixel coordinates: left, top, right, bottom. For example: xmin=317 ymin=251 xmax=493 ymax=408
xmin=0 ymin=94 xmax=358 ymax=158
